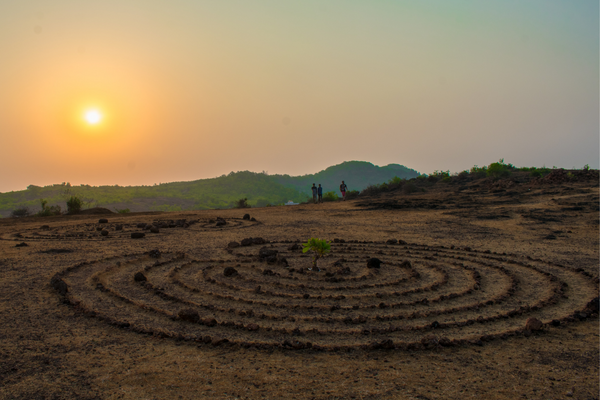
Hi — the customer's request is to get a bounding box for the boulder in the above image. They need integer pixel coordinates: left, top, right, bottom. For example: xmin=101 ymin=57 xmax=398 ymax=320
xmin=584 ymin=297 xmax=599 ymax=314
xmin=98 ymin=218 xmax=108 ymax=224
xmin=134 ymin=272 xmax=147 ymax=282
xmin=367 ymin=258 xmax=382 ymax=269
xmin=223 ymin=267 xmax=238 ymax=277
xmin=242 ymin=214 xmax=250 ymax=220
xmin=115 ymin=225 xmax=123 ymax=231
xmin=227 ymin=241 xmax=240 ymax=249
xmin=100 ymin=230 xmax=109 ymax=237
xmin=252 ymin=237 xmax=266 ymax=245
xmin=136 ymin=223 xmax=147 ymax=229
xmin=178 ymin=309 xmax=200 ymax=323
xmin=50 ymin=274 xmax=68 ymax=296
xmin=386 ymin=239 xmax=398 ymax=245
xmin=250 ymin=217 xmax=256 ymax=222
xmin=149 ymin=249 xmax=161 ymax=258
xmin=287 ymin=243 xmax=301 ymax=251
xmin=131 ymin=232 xmax=145 ymax=239
xmin=525 ymin=317 xmax=543 ymax=331
xmin=246 ymin=323 xmax=259 ymax=331
xmin=258 ymin=247 xmax=278 ymax=260
xmin=15 ymin=242 xmax=28 ymax=247
xmin=241 ymin=238 xmax=253 ymax=246
xmin=150 ymin=227 xmax=160 ymax=234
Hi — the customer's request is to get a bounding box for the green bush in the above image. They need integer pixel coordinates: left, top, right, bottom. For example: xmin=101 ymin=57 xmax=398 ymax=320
xmin=403 ymin=182 xmax=418 ymax=194
xmin=530 ymin=170 xmax=542 ymax=178
xmin=302 ymin=238 xmax=331 ymax=270
xmin=37 ymin=199 xmax=61 ymax=217
xmin=487 ymin=159 xmax=512 ymax=179
xmin=322 ymin=191 xmax=338 ymax=202
xmin=345 ymin=190 xmax=360 ymax=200
xmin=11 ymin=207 xmax=30 ymax=218
xmin=115 ymin=208 xmax=130 ymax=214
xmin=66 ymin=196 xmax=83 ymax=214
xmin=235 ymin=198 xmax=249 ymax=209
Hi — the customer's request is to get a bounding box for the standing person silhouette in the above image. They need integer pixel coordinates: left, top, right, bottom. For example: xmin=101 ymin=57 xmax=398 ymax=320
xmin=311 ymin=183 xmax=318 ymax=204
xmin=317 ymin=184 xmax=323 ymax=203
xmin=340 ymin=181 xmax=348 ymax=201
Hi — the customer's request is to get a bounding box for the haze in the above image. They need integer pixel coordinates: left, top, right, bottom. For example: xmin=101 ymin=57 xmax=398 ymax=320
xmin=0 ymin=1 xmax=597 ymax=193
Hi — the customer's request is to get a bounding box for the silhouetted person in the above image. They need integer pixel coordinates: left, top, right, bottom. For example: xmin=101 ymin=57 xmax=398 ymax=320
xmin=317 ymin=184 xmax=323 ymax=203
xmin=340 ymin=181 xmax=348 ymax=201
xmin=311 ymin=183 xmax=318 ymax=204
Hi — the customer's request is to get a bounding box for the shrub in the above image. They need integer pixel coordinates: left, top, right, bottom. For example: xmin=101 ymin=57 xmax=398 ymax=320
xmin=322 ymin=191 xmax=338 ymax=202
xmin=530 ymin=170 xmax=542 ymax=178
xmin=302 ymin=238 xmax=331 ymax=270
xmin=235 ymin=198 xmax=249 ymax=209
xmin=583 ymin=164 xmax=590 ymax=171
xmin=487 ymin=159 xmax=512 ymax=179
xmin=37 ymin=199 xmax=61 ymax=217
xmin=360 ymin=184 xmax=380 ymax=196
xmin=66 ymin=196 xmax=83 ymax=214
xmin=115 ymin=208 xmax=130 ymax=214
xmin=345 ymin=190 xmax=360 ymax=200
xmin=11 ymin=207 xmax=30 ymax=218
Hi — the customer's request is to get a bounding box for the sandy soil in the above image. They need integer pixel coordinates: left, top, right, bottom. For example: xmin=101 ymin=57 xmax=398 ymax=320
xmin=0 ymin=177 xmax=598 ymax=400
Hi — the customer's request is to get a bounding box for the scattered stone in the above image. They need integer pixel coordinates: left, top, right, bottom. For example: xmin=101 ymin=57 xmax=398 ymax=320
xmin=216 ymin=218 xmax=226 ymax=227
xmin=223 ymin=267 xmax=238 ymax=277
xmin=398 ymin=239 xmax=407 ymax=245
xmin=303 ymin=294 xmax=310 ymax=299
xmin=178 ymin=309 xmax=200 ymax=323
xmin=134 ymin=272 xmax=147 ymax=282
xmin=386 ymin=239 xmax=398 ymax=244
xmin=288 ymin=243 xmax=301 ymax=251
xmin=246 ymin=323 xmax=259 ymax=331
xmin=525 ymin=317 xmax=543 ymax=331
xmin=421 ymin=335 xmax=439 ymax=347
xmin=50 ymin=275 xmax=68 ymax=296
xmin=115 ymin=224 xmax=123 ymax=231
xmin=243 ymin=214 xmax=250 ymax=220
xmin=100 ymin=230 xmax=109 ymax=237
xmin=15 ymin=242 xmax=28 ymax=247
xmin=96 ymin=227 xmax=103 ymax=231
xmin=551 ymin=319 xmax=561 ymax=327
xmin=40 ymin=225 xmax=50 ymax=230
xmin=250 ymin=217 xmax=257 ymax=222
xmin=227 ymin=241 xmax=240 ymax=249
xmin=584 ymin=297 xmax=599 ymax=313
xmin=367 ymin=258 xmax=382 ymax=269
xmin=98 ymin=218 xmax=108 ymax=223
xmin=258 ymin=247 xmax=278 ymax=260
xmin=544 ymin=234 xmax=557 ymax=240
xmin=262 ymin=269 xmax=275 ymax=276
xmin=149 ymin=249 xmax=161 ymax=258
xmin=241 ymin=238 xmax=253 ymax=246
xmin=131 ymin=232 xmax=145 ymax=239
xmin=136 ymin=223 xmax=147 ymax=229
xmin=252 ymin=237 xmax=266 ymax=245
xmin=150 ymin=227 xmax=160 ymax=234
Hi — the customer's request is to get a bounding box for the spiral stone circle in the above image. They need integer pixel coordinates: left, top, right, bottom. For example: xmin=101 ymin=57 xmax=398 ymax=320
xmin=51 ymin=239 xmax=599 ymax=351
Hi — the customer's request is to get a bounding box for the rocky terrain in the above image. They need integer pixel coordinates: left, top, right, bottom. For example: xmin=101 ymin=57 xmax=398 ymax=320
xmin=0 ymin=172 xmax=598 ymax=399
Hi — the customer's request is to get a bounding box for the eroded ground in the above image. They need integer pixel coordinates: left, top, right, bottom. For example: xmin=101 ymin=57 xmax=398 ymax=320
xmin=0 ymin=178 xmax=598 ymax=400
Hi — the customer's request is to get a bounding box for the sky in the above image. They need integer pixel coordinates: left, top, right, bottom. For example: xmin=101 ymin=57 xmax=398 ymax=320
xmin=0 ymin=0 xmax=597 ymax=192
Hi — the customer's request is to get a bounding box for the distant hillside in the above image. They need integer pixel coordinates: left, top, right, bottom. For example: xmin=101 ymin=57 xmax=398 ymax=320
xmin=272 ymin=161 xmax=420 ymax=195
xmin=0 ymin=161 xmax=420 ymax=217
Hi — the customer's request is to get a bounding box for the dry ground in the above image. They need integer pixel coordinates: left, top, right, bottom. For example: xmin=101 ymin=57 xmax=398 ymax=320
xmin=0 ymin=178 xmax=598 ymax=400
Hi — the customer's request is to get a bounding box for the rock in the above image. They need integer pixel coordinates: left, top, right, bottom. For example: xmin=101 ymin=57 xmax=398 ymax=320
xmin=544 ymin=234 xmax=557 ymax=240
xmin=250 ymin=217 xmax=256 ymax=222
xmin=223 ymin=267 xmax=238 ymax=277
xmin=262 ymin=269 xmax=275 ymax=276
xmin=398 ymin=239 xmax=407 ymax=245
xmin=134 ymin=272 xmax=147 ymax=282
xmin=241 ymin=238 xmax=253 ymax=246
xmin=96 ymin=227 xmax=103 ymax=231
xmin=584 ymin=297 xmax=599 ymax=313
xmin=216 ymin=218 xmax=226 ymax=226
xmin=98 ymin=218 xmax=108 ymax=223
xmin=258 ymin=247 xmax=278 ymax=260
xmin=367 ymin=258 xmax=382 ymax=269
xmin=525 ymin=317 xmax=543 ymax=331
xmin=178 ymin=308 xmax=200 ymax=323
xmin=136 ymin=223 xmax=147 ymax=229
xmin=243 ymin=214 xmax=250 ymax=220
xmin=100 ymin=230 xmax=109 ymax=237
xmin=386 ymin=239 xmax=398 ymax=245
xmin=551 ymin=319 xmax=561 ymax=327
xmin=252 ymin=237 xmax=266 ymax=245
xmin=115 ymin=225 xmax=123 ymax=231
xmin=246 ymin=323 xmax=259 ymax=331
xmin=303 ymin=294 xmax=310 ymax=299
xmin=150 ymin=227 xmax=160 ymax=234
xmin=204 ymin=318 xmax=217 ymax=327
xmin=421 ymin=335 xmax=439 ymax=347
xmin=50 ymin=274 xmax=68 ymax=296
xmin=15 ymin=242 xmax=28 ymax=247
xmin=131 ymin=232 xmax=145 ymax=239
xmin=40 ymin=225 xmax=50 ymax=230
xmin=399 ymin=260 xmax=412 ymax=268
xmin=149 ymin=249 xmax=161 ymax=258
xmin=337 ymin=266 xmax=352 ymax=275
xmin=227 ymin=241 xmax=240 ymax=248
xmin=287 ymin=243 xmax=301 ymax=251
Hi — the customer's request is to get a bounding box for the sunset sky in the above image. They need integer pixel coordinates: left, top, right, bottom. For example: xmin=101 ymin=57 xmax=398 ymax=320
xmin=0 ymin=1 xmax=597 ymax=192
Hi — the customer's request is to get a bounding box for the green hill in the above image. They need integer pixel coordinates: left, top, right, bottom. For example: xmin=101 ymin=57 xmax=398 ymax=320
xmin=0 ymin=161 xmax=420 ymax=217
xmin=272 ymin=161 xmax=420 ymax=195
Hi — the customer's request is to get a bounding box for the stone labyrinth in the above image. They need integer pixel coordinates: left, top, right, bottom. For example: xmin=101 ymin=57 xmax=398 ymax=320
xmin=1 ymin=217 xmax=258 ymax=242
xmin=51 ymin=239 xmax=599 ymax=351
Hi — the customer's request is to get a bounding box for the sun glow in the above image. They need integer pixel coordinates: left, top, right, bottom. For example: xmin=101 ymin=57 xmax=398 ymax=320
xmin=84 ymin=109 xmax=102 ymax=125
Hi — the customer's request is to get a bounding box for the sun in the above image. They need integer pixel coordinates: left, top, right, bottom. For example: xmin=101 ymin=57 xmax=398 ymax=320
xmin=84 ymin=109 xmax=102 ymax=125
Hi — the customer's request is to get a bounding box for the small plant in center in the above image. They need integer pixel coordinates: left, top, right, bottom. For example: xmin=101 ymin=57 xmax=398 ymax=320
xmin=302 ymin=237 xmax=331 ymax=271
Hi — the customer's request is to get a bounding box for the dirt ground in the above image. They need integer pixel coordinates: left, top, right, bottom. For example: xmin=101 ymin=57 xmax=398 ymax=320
xmin=0 ymin=176 xmax=598 ymax=400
